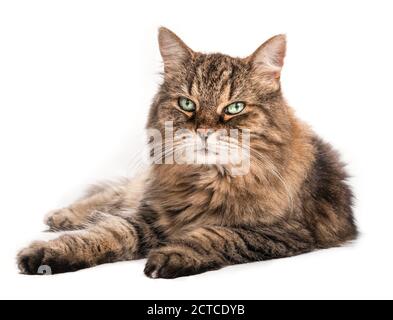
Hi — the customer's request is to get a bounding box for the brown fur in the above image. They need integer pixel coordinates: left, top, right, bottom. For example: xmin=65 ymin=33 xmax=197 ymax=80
xmin=17 ymin=28 xmax=357 ymax=278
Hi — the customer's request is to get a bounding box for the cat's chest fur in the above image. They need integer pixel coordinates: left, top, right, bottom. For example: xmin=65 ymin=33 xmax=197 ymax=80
xmin=144 ymin=165 xmax=290 ymax=235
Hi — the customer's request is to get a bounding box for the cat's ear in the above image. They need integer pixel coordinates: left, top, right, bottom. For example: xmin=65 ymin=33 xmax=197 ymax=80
xmin=248 ymin=34 xmax=287 ymax=86
xmin=158 ymin=27 xmax=193 ymax=73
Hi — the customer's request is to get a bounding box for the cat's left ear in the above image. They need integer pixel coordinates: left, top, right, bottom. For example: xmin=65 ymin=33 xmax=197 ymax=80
xmin=158 ymin=27 xmax=194 ymax=74
xmin=248 ymin=34 xmax=287 ymax=87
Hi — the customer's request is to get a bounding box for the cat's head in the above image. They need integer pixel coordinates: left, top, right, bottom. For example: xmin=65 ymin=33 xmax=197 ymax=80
xmin=147 ymin=27 xmax=291 ymax=175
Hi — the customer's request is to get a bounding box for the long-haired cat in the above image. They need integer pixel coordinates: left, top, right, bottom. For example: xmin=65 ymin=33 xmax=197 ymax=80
xmin=17 ymin=28 xmax=357 ymax=278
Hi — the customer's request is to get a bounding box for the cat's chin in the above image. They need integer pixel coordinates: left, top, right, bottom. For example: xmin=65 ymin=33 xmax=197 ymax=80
xmin=194 ymin=150 xmax=221 ymax=165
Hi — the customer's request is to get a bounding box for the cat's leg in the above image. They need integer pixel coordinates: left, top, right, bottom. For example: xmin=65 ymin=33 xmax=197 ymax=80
xmin=144 ymin=222 xmax=316 ymax=279
xmin=45 ymin=175 xmax=147 ymax=231
xmin=44 ymin=188 xmax=129 ymax=231
xmin=17 ymin=214 xmax=158 ymax=275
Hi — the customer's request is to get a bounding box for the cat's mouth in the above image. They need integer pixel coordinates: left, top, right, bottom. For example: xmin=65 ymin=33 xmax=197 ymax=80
xmin=196 ymin=145 xmax=219 ymax=155
xmin=187 ymin=145 xmax=234 ymax=165
xmin=194 ymin=143 xmax=223 ymax=157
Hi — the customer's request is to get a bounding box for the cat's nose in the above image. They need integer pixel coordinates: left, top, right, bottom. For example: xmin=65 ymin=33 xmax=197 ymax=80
xmin=197 ymin=129 xmax=214 ymax=141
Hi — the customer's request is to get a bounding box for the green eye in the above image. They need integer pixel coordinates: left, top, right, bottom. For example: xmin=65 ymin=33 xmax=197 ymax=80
xmin=178 ymin=97 xmax=196 ymax=112
xmin=225 ymin=102 xmax=245 ymax=115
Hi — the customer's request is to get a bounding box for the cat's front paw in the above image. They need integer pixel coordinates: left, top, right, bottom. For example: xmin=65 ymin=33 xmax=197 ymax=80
xmin=17 ymin=241 xmax=89 ymax=275
xmin=144 ymin=249 xmax=215 ymax=279
xmin=17 ymin=241 xmax=49 ymax=275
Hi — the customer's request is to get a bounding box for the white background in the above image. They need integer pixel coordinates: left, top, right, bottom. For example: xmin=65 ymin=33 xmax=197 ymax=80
xmin=0 ymin=0 xmax=392 ymax=300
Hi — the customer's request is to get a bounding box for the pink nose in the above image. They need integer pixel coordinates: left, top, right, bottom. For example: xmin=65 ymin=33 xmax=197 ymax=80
xmin=197 ymin=129 xmax=214 ymax=141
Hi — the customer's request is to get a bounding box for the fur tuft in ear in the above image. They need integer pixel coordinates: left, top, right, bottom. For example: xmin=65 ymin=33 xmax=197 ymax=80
xmin=249 ymin=34 xmax=287 ymax=81
xmin=158 ymin=27 xmax=193 ymax=73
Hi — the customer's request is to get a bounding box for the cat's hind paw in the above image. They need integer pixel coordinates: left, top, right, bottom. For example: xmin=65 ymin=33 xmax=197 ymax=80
xmin=44 ymin=208 xmax=80 ymax=231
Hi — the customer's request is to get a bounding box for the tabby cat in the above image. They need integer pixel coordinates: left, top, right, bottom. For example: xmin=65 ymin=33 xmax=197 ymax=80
xmin=17 ymin=28 xmax=357 ymax=278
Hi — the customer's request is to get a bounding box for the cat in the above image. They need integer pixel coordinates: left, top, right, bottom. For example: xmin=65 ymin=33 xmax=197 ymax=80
xmin=17 ymin=27 xmax=357 ymax=278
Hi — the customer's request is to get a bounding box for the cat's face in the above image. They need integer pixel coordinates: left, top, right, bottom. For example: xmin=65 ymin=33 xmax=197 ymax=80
xmin=147 ymin=28 xmax=289 ymax=172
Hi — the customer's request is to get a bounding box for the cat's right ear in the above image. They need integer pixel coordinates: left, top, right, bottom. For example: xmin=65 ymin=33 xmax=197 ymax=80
xmin=248 ymin=34 xmax=287 ymax=91
xmin=158 ymin=27 xmax=193 ymax=73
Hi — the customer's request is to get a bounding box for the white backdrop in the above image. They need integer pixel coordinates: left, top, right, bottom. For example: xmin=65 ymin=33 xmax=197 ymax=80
xmin=1 ymin=0 xmax=392 ymax=300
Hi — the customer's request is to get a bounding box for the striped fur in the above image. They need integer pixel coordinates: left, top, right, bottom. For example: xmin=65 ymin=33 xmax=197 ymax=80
xmin=17 ymin=28 xmax=357 ymax=278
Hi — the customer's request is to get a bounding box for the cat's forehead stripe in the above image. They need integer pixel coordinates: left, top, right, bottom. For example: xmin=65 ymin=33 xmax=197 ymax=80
xmin=188 ymin=54 xmax=241 ymax=105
